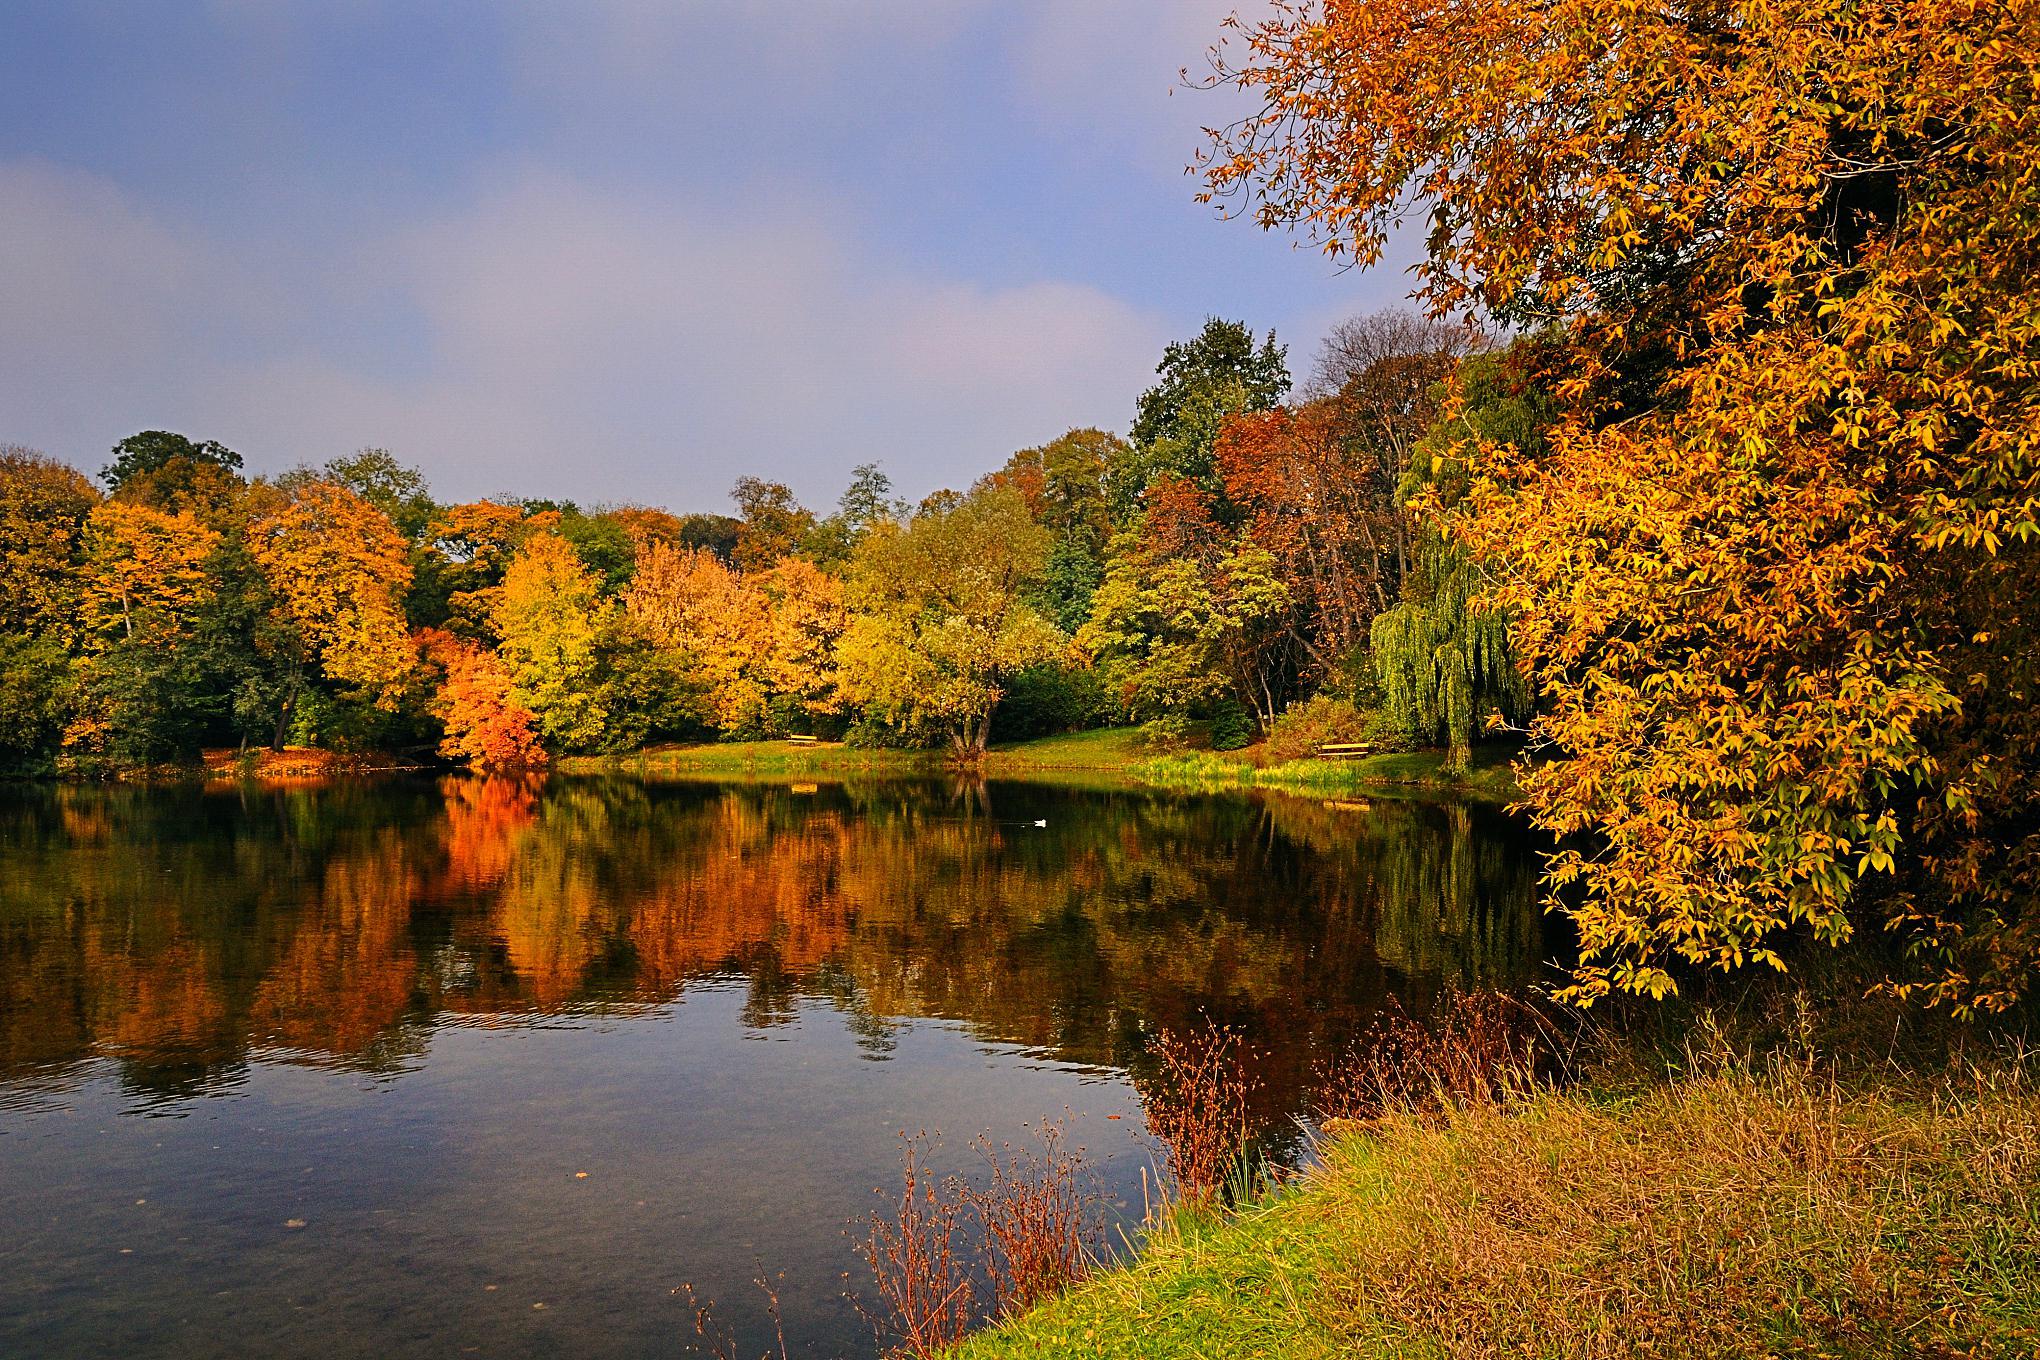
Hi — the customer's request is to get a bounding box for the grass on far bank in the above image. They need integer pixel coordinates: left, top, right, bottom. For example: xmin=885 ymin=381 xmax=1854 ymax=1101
xmin=1131 ymin=742 xmax=1520 ymax=801
xmin=952 ymin=1037 xmax=2040 ymax=1360
xmin=557 ymin=726 xmax=1520 ymax=799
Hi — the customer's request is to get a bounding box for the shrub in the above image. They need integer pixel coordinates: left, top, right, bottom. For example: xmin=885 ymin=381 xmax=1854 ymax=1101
xmin=990 ymin=663 xmax=1115 ymax=743
xmin=1138 ymin=713 xmax=1194 ymax=750
xmin=1207 ymin=698 xmax=1253 ymax=751
xmin=1263 ymin=693 xmax=1370 ymax=763
xmin=1134 ymin=1024 xmax=1260 ymax=1205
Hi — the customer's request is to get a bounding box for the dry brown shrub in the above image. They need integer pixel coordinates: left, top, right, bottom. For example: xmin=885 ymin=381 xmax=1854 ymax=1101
xmin=1315 ymin=989 xmax=1564 ymax=1126
xmin=858 ymin=1120 xmax=1108 ymax=1355
xmin=856 ymin=1132 xmax=974 ymax=1357
xmin=1135 ymin=1023 xmax=1261 ymax=1205
xmin=957 ymin=1117 xmax=1102 ymax=1316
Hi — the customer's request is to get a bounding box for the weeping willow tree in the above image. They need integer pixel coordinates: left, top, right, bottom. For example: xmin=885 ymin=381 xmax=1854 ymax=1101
xmin=1371 ymin=348 xmax=1549 ymax=770
xmin=1372 ymin=546 xmax=1525 ymax=770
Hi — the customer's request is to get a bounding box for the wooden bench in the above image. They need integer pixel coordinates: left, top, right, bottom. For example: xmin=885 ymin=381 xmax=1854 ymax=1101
xmin=785 ymin=734 xmax=819 ymax=746
xmin=1315 ymin=742 xmax=1372 ymax=761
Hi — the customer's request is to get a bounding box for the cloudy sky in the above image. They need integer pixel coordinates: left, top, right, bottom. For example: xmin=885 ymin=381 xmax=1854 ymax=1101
xmin=1 ymin=1 xmax=1420 ymax=514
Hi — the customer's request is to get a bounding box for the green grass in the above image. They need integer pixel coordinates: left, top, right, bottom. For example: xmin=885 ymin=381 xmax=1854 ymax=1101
xmin=558 ymin=728 xmax=1519 ymax=800
xmin=1132 ymin=745 xmax=1519 ymax=801
xmin=953 ymin=1051 xmax=2040 ymax=1359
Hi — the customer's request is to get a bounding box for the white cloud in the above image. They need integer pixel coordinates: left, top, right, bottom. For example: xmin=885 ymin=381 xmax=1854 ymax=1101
xmin=0 ymin=159 xmax=1167 ymax=509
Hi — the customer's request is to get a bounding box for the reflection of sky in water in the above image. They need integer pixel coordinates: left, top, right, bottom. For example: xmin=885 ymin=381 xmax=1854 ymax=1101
xmin=3 ymin=989 xmax=1151 ymax=1358
xmin=0 ymin=775 xmax=1549 ymax=1357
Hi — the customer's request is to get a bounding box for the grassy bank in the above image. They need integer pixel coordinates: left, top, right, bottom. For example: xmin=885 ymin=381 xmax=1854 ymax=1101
xmin=1132 ymin=744 xmax=1519 ymax=801
xmin=560 ymin=728 xmax=1519 ymax=800
xmin=952 ymin=1046 xmax=2040 ymax=1359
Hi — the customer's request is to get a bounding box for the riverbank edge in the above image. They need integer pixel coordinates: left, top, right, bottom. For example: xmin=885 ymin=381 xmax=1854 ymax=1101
xmin=554 ymin=728 xmax=1521 ymax=800
xmin=945 ymin=1045 xmax=2040 ymax=1359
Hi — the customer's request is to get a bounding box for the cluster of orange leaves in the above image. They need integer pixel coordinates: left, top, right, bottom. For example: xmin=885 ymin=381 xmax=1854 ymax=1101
xmin=416 ymin=627 xmax=543 ymax=773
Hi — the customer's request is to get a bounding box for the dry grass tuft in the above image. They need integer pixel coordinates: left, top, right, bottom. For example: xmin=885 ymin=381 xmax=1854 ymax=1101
xmin=1330 ymin=1047 xmax=2040 ymax=1358
xmin=1315 ymin=989 xmax=1561 ymax=1125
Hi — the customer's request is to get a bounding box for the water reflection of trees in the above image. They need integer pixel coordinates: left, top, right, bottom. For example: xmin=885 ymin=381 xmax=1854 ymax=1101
xmin=0 ymin=777 xmax=1545 ymax=1115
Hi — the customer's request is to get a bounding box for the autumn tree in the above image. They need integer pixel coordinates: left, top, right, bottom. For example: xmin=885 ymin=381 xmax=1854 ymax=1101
xmin=322 ymin=449 xmax=437 ymax=541
xmin=102 ymin=430 xmax=241 ymax=493
xmin=1205 ymin=0 xmax=2040 ymax=1012
xmin=985 ymin=429 xmax=1128 ymax=632
xmin=731 ymin=477 xmax=816 ymax=572
xmin=840 ymin=485 xmax=1069 ymax=757
xmin=0 ymin=447 xmax=97 ymax=636
xmin=604 ymin=505 xmax=687 ymax=554
xmin=67 ymin=502 xmax=221 ymax=760
xmin=1217 ymin=400 xmax=1389 ymax=672
xmin=493 ymin=531 xmax=611 ymax=751
xmin=418 ymin=499 xmax=533 ymax=633
xmin=416 ymin=627 xmax=544 ymax=773
xmin=1119 ymin=318 xmax=1289 ymax=513
xmin=1081 ymin=477 xmax=1298 ymax=737
xmin=762 ymin=556 xmax=848 ymax=727
xmin=621 ymin=540 xmax=771 ymax=735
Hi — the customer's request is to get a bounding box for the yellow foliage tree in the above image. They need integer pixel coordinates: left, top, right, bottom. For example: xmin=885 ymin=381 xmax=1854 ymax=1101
xmin=1206 ymin=0 xmax=2040 ymax=1011
xmin=0 ymin=446 xmax=98 ymax=637
xmin=622 ymin=541 xmax=772 ymax=734
xmin=66 ymin=501 xmax=221 ymax=756
xmin=247 ymin=479 xmax=417 ymax=713
xmin=841 ymin=486 xmax=1071 ymax=757
xmin=493 ymin=531 xmax=610 ymax=751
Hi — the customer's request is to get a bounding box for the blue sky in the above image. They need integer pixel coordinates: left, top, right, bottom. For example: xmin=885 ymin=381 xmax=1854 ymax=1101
xmin=1 ymin=1 xmax=1421 ymax=514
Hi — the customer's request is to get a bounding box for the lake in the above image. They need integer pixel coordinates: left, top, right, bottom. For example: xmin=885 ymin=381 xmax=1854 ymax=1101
xmin=0 ymin=775 xmax=1548 ymax=1358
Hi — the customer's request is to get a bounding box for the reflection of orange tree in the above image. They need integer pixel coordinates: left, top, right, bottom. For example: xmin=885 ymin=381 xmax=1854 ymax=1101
xmin=249 ymin=835 xmax=423 ymax=1054
xmin=0 ymin=781 xmax=1544 ymax=1116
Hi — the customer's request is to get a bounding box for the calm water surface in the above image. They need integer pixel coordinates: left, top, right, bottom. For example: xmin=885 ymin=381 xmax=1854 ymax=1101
xmin=0 ymin=775 xmax=1547 ymax=1357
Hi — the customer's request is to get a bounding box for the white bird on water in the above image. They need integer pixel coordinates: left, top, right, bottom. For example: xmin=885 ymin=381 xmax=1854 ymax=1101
xmin=1033 ymin=819 xmax=1047 ymax=828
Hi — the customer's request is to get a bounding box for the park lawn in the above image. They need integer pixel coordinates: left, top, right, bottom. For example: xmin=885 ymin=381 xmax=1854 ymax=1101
xmin=1132 ymin=744 xmax=1520 ymax=801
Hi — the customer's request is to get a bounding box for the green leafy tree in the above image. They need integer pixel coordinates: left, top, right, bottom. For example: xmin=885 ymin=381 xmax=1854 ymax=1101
xmin=102 ymin=430 xmax=242 ymax=492
xmin=1081 ymin=519 xmax=1298 ymax=735
xmin=810 ymin=462 xmax=906 ymax=567
xmin=321 ymin=449 xmax=437 ymax=541
xmin=1120 ymin=319 xmax=1289 ymax=512
xmin=0 ymin=632 xmax=73 ymax=767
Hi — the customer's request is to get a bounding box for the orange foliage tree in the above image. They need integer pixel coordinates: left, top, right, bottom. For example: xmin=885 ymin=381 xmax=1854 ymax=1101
xmin=622 ymin=540 xmax=771 ymax=734
xmin=1206 ymin=0 xmax=2040 ymax=1011
xmin=416 ymin=628 xmax=544 ymax=773
xmin=1217 ymin=401 xmax=1390 ymax=673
